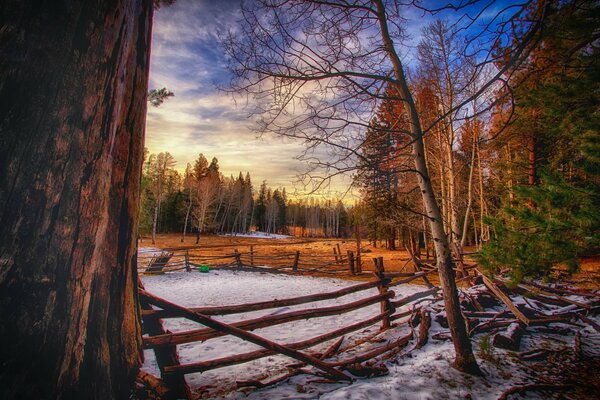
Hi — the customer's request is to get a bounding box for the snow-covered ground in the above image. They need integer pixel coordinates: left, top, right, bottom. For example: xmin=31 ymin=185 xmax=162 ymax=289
xmin=220 ymin=232 xmax=292 ymax=240
xmin=141 ymin=271 xmax=600 ymax=399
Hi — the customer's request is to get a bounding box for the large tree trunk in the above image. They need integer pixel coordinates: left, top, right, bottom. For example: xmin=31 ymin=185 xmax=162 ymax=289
xmin=374 ymin=0 xmax=482 ymax=375
xmin=0 ymin=1 xmax=152 ymax=398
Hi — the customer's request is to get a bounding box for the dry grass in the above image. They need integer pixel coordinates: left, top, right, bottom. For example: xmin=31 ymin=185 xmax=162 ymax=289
xmin=138 ymin=233 xmax=600 ymax=287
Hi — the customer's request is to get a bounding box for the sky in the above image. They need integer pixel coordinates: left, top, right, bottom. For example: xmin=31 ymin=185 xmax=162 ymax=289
xmin=145 ymin=0 xmax=515 ymax=198
xmin=146 ymin=0 xmax=330 ymax=196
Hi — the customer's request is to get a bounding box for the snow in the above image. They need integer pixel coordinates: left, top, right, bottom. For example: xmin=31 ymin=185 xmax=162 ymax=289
xmin=220 ymin=232 xmax=292 ymax=240
xmin=141 ymin=271 xmax=600 ymax=399
xmin=138 ymin=247 xmax=162 ymax=254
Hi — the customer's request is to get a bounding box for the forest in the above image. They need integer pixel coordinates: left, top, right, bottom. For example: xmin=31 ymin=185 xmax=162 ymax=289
xmin=139 ymin=152 xmax=350 ymax=242
xmin=0 ymin=0 xmax=598 ymax=399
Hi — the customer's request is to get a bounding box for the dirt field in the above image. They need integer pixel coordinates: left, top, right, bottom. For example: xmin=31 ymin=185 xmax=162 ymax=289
xmin=138 ymin=233 xmax=600 ymax=287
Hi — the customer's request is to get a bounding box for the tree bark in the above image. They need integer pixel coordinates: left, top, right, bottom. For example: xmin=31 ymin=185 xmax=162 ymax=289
xmin=373 ymin=0 xmax=482 ymax=375
xmin=0 ymin=1 xmax=152 ymax=398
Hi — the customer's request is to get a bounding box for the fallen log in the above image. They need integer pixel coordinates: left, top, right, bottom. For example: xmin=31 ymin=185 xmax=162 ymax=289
xmin=527 ymin=281 xmax=600 ymax=299
xmin=144 ymin=291 xmax=394 ymax=348
xmin=328 ymin=332 xmax=413 ymax=367
xmin=136 ymin=371 xmax=171 ymax=399
xmin=492 ymin=322 xmax=524 ymax=351
xmin=142 ymin=279 xmax=381 ymax=319
xmin=140 ymin=290 xmax=351 ymax=382
xmin=480 ymin=273 xmax=532 ymax=325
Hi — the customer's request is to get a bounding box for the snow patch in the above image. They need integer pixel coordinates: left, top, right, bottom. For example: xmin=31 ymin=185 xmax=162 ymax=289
xmin=221 ymin=232 xmax=292 ymax=240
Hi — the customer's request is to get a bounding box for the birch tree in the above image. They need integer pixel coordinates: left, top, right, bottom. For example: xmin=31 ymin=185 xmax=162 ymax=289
xmin=147 ymin=152 xmax=176 ymax=244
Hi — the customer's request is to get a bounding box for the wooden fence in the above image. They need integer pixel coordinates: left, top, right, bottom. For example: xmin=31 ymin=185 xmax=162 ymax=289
xmin=138 ymin=245 xmax=370 ymax=276
xmin=139 ymin=259 xmax=438 ymax=399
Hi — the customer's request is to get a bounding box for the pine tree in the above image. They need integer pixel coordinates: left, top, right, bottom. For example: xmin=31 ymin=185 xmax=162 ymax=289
xmin=479 ymin=0 xmax=600 ymax=282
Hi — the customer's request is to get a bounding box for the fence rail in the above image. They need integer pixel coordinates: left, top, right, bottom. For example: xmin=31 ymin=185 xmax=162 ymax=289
xmin=139 ymin=245 xmax=367 ymax=276
xmin=139 ymin=257 xmax=439 ymax=399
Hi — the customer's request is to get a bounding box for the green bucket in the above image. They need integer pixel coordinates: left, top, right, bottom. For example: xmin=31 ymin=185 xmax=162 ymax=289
xmin=198 ymin=265 xmax=210 ymax=273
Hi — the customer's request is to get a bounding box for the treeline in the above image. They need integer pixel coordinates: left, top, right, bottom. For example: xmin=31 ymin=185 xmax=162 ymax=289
xmin=355 ymin=3 xmax=599 ymax=281
xmin=139 ymin=152 xmax=350 ymax=243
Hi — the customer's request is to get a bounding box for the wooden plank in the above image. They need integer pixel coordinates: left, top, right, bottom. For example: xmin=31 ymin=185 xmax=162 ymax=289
xmin=140 ymin=290 xmax=352 ymax=382
xmin=390 ymin=287 xmax=440 ymax=308
xmin=139 ymin=283 xmax=191 ymax=399
xmin=405 ymin=246 xmax=434 ymax=288
xmin=142 ymin=280 xmax=381 ymax=319
xmin=293 ymin=251 xmax=300 ymax=271
xmin=163 ymin=312 xmax=390 ymax=375
xmin=328 ymin=332 xmax=412 ymax=367
xmin=480 ymin=273 xmax=531 ymax=325
xmin=144 ymin=291 xmax=394 ymax=348
xmin=373 ymin=257 xmax=392 ymax=330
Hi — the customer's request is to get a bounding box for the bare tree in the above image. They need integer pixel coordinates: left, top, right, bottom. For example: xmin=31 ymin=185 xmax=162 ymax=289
xmin=181 ymin=163 xmax=195 ymax=242
xmin=226 ymin=0 xmax=548 ymax=374
xmin=147 ymin=152 xmax=177 ymax=244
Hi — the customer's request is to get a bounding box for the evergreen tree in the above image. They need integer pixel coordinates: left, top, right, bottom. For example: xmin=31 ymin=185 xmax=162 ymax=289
xmin=479 ymin=0 xmax=600 ymax=282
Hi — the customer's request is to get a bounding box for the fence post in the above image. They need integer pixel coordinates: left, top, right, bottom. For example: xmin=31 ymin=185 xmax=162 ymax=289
xmin=333 ymin=246 xmax=340 ymax=264
xmin=336 ymin=243 xmax=342 ymax=264
xmin=234 ymin=249 xmax=242 ymax=269
xmin=250 ymin=245 xmax=254 ymax=267
xmin=373 ymin=257 xmax=392 ymax=330
xmin=293 ymin=251 xmax=300 ymax=272
xmin=139 ymin=288 xmax=191 ymax=399
xmin=347 ymin=250 xmax=355 ymax=274
xmin=185 ymin=250 xmax=191 ymax=272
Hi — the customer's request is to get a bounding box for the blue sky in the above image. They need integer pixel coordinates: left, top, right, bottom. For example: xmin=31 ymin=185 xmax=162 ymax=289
xmin=147 ymin=0 xmax=317 ymax=194
xmin=145 ymin=0 xmax=517 ymax=197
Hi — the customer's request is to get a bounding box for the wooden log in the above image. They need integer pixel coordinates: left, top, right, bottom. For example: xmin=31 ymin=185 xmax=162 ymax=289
xmin=328 ymin=332 xmax=413 ymax=367
xmin=347 ymin=250 xmax=355 ymax=274
xmin=184 ymin=250 xmax=191 ymax=272
xmin=517 ymin=283 xmax=592 ymax=309
xmin=250 ymin=245 xmax=254 ymax=267
xmin=136 ymin=371 xmax=172 ymax=398
xmin=390 ymin=288 xmax=440 ymax=308
xmin=144 ymin=291 xmax=395 ymax=348
xmin=528 ymin=281 xmax=600 ymax=299
xmin=293 ymin=251 xmax=300 ymax=272
xmin=416 ymin=309 xmax=431 ymax=349
xmin=140 ymin=290 xmax=351 ymax=382
xmin=382 ymin=271 xmax=420 ymax=279
xmin=336 ymin=243 xmax=342 ymax=264
xmin=142 ymin=280 xmax=382 ymax=319
xmin=390 ymin=309 xmax=414 ymax=322
xmin=139 ymin=284 xmax=191 ymax=400
xmin=480 ymin=273 xmax=531 ymax=325
xmin=234 ymin=249 xmax=242 ymax=269
xmin=405 ymin=246 xmax=434 ymax=288
xmin=164 ymin=312 xmax=390 ymax=375
xmin=492 ymin=322 xmax=524 ymax=351
xmin=333 ymin=246 xmax=340 ymax=263
xmin=373 ymin=257 xmax=392 ymax=330
xmin=237 ymin=335 xmax=345 ymax=389
xmin=388 ymin=271 xmax=437 ymax=286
